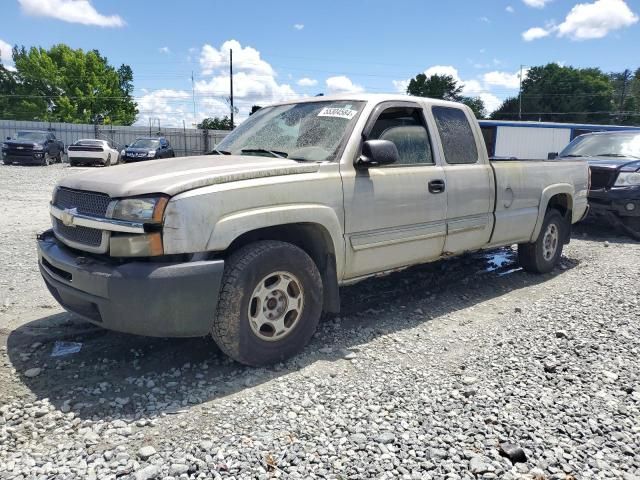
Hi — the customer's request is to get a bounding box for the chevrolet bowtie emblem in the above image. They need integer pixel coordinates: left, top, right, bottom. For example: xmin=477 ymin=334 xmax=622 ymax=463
xmin=60 ymin=208 xmax=78 ymax=227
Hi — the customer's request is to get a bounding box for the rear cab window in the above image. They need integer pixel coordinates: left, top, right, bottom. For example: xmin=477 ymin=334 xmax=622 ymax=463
xmin=432 ymin=106 xmax=478 ymax=164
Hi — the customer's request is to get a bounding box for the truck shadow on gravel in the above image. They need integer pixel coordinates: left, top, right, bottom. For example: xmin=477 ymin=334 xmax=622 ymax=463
xmin=7 ymin=246 xmax=578 ymax=421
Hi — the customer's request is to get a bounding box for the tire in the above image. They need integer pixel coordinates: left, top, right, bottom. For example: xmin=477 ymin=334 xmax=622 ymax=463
xmin=56 ymin=153 xmax=62 ymax=163
xmin=69 ymin=160 xmax=77 ymax=167
xmin=518 ymin=209 xmax=567 ymax=274
xmin=212 ymin=240 xmax=323 ymax=366
xmin=105 ymin=153 xmax=111 ymax=167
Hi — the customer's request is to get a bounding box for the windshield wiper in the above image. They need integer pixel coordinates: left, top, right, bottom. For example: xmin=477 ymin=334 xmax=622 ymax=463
xmin=559 ymin=154 xmax=585 ymax=158
xmin=241 ymin=148 xmax=288 ymax=158
xmin=210 ymin=149 xmax=231 ymax=155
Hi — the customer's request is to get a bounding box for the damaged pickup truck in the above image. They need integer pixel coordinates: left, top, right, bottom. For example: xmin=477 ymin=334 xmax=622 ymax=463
xmin=558 ymin=131 xmax=640 ymax=240
xmin=37 ymin=94 xmax=589 ymax=366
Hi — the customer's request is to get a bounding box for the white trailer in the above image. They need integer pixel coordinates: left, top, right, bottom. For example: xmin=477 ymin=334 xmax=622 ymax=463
xmin=479 ymin=120 xmax=640 ymax=159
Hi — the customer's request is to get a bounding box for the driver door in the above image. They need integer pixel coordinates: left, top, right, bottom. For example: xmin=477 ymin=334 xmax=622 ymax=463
xmin=342 ymin=101 xmax=447 ymax=279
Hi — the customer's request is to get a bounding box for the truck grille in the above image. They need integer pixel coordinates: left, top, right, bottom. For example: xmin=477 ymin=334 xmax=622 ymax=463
xmin=53 ymin=218 xmax=103 ymax=247
xmin=54 ymin=187 xmax=111 ymax=217
xmin=589 ymin=167 xmax=616 ymax=190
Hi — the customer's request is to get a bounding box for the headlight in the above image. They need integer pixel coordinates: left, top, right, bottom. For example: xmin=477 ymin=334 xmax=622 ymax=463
xmin=120 ymin=149 xmax=126 ymax=156
xmin=614 ymin=172 xmax=640 ymax=187
xmin=33 ymin=144 xmax=44 ymax=150
xmin=110 ymin=196 xmax=168 ymax=223
xmin=1 ymin=143 xmax=8 ymax=149
xmin=147 ymin=150 xmax=156 ymax=158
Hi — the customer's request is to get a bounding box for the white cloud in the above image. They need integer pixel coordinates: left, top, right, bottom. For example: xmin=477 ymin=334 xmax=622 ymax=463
xmin=523 ymin=0 xmax=638 ymax=41
xmin=17 ymin=0 xmax=125 ymax=27
xmin=297 ymin=77 xmax=318 ymax=87
xmin=325 ymin=76 xmax=364 ymax=94
xmin=392 ymin=79 xmax=409 ymax=93
xmin=556 ymin=0 xmax=638 ymax=40
xmin=522 ymin=26 xmax=552 ymax=41
xmin=479 ymin=16 xmax=491 ymax=23
xmin=506 ymin=5 xmax=515 ymax=13
xmin=0 ymin=38 xmax=13 ymax=66
xmin=483 ymin=69 xmax=527 ymax=89
xmin=135 ymin=40 xmax=300 ymax=126
xmin=200 ymin=40 xmax=274 ymax=76
xmin=522 ymin=0 xmax=552 ymax=8
xmin=293 ymin=24 xmax=304 ymax=30
xmin=392 ymin=65 xmax=522 ymax=115
xmin=159 ymin=47 xmax=170 ymax=54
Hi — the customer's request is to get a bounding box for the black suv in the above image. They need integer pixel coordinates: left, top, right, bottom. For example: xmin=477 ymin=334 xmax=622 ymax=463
xmin=120 ymin=137 xmax=175 ymax=162
xmin=559 ymin=131 xmax=640 ymax=239
xmin=2 ymin=130 xmax=65 ymax=166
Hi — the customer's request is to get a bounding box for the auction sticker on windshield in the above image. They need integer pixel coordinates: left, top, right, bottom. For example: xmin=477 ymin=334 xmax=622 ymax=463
xmin=318 ymin=107 xmax=358 ymax=120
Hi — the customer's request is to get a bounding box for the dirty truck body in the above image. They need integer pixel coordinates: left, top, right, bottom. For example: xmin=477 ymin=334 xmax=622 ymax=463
xmin=37 ymin=94 xmax=589 ymax=365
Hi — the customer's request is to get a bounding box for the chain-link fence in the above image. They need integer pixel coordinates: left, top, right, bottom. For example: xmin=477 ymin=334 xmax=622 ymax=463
xmin=0 ymin=119 xmax=230 ymax=158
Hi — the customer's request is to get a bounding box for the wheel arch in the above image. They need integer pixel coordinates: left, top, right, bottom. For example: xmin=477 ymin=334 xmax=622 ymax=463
xmin=530 ymin=184 xmax=574 ymax=243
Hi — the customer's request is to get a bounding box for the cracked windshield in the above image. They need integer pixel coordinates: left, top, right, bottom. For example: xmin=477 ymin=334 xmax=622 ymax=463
xmin=215 ymin=101 xmax=364 ymax=161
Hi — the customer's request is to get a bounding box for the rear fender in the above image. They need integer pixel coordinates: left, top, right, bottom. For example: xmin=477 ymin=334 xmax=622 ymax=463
xmin=530 ymin=184 xmax=574 ymax=242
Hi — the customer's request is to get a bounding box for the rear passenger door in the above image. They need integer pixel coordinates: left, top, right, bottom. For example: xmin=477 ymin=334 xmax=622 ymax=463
xmin=343 ymin=101 xmax=448 ymax=279
xmin=431 ymin=106 xmax=494 ymax=253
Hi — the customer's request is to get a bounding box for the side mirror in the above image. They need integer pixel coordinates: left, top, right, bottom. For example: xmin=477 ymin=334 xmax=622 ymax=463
xmin=356 ymin=140 xmax=399 ymax=168
xmin=6 ymin=137 xmax=10 ymax=140
xmin=124 ymin=144 xmax=129 ymax=148
xmin=547 ymin=152 xmax=558 ymax=160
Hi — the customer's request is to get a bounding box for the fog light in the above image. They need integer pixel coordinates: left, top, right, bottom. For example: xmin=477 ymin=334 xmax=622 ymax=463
xmin=625 ymin=202 xmax=636 ymax=211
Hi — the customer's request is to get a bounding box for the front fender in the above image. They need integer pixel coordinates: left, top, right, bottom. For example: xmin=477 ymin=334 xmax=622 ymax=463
xmin=208 ymin=204 xmax=345 ymax=278
xmin=530 ymin=183 xmax=574 ymax=242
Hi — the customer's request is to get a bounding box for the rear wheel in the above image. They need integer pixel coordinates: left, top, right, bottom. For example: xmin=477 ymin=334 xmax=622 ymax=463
xmin=104 ymin=153 xmax=111 ymax=167
xmin=518 ymin=209 xmax=567 ymax=274
xmin=212 ymin=240 xmax=323 ymax=366
xmin=56 ymin=152 xmax=62 ymax=163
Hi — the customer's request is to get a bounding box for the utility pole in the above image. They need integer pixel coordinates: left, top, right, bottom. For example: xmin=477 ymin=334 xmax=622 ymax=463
xmin=618 ymin=69 xmax=631 ymax=124
xmin=518 ymin=64 xmax=524 ymax=121
xmin=230 ymin=49 xmax=234 ymax=129
xmin=191 ymin=71 xmax=197 ymax=125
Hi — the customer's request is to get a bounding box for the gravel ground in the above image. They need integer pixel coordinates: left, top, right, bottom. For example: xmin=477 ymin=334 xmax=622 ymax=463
xmin=0 ymin=163 xmax=639 ymax=480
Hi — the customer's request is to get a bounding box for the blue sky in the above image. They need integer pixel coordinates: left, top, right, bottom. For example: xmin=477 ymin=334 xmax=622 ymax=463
xmin=0 ymin=0 xmax=638 ymax=125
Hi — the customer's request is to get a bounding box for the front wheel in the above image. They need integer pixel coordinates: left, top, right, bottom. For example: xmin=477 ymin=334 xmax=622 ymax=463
xmin=212 ymin=240 xmax=323 ymax=366
xmin=518 ymin=209 xmax=567 ymax=274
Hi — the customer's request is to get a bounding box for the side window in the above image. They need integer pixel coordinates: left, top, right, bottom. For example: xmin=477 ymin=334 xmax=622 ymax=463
xmin=481 ymin=126 xmax=496 ymax=158
xmin=368 ymin=106 xmax=433 ymax=165
xmin=433 ymin=107 xmax=478 ymax=164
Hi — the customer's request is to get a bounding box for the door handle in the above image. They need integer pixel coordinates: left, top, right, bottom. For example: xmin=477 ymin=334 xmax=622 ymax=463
xmin=428 ymin=179 xmax=446 ymax=194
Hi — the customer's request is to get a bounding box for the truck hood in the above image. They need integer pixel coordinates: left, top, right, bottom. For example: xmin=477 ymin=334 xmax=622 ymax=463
xmin=58 ymin=154 xmax=321 ymax=198
xmin=4 ymin=140 xmax=42 ymax=147
xmin=586 ymin=157 xmax=640 ymax=172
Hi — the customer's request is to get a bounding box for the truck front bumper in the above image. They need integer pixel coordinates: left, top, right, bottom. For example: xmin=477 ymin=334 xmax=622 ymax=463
xmin=2 ymin=152 xmax=45 ymax=164
xmin=588 ymin=186 xmax=640 ymax=218
xmin=37 ymin=230 xmax=225 ymax=337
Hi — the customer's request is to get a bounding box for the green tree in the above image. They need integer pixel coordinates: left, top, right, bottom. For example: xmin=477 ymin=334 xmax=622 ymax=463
xmin=0 ymin=44 xmax=138 ymax=125
xmin=609 ymin=68 xmax=639 ymax=125
xmin=461 ymin=96 xmax=486 ymax=119
xmin=406 ymin=72 xmax=485 ymax=118
xmin=407 ymin=73 xmax=463 ymax=101
xmin=198 ymin=116 xmax=234 ymax=130
xmin=491 ymin=63 xmax=614 ymax=124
